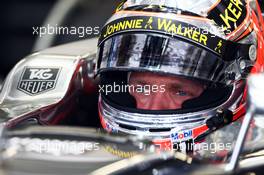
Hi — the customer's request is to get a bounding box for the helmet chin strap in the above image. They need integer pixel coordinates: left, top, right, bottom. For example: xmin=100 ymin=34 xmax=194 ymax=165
xmin=206 ymin=109 xmax=233 ymax=130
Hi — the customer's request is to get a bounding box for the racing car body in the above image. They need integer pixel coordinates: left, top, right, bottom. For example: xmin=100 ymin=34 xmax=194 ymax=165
xmin=0 ymin=38 xmax=99 ymax=128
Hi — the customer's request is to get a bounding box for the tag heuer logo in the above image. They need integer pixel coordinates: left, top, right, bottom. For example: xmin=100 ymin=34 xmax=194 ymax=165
xmin=18 ymin=67 xmax=60 ymax=95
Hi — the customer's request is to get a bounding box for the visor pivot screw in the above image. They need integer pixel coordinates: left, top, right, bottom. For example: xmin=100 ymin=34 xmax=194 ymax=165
xmin=216 ymin=108 xmax=224 ymax=114
xmin=239 ymin=60 xmax=246 ymax=70
xmin=249 ymin=45 xmax=257 ymax=61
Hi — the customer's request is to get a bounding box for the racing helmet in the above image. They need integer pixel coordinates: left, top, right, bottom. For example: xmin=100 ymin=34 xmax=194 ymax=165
xmin=95 ymin=0 xmax=263 ymax=146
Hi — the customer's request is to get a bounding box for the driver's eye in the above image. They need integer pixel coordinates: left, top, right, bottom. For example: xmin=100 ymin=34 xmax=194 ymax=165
xmin=136 ymin=89 xmax=147 ymax=94
xmin=170 ymin=85 xmax=190 ymax=97
xmin=175 ymin=90 xmax=189 ymax=96
xmin=136 ymin=87 xmax=151 ymax=95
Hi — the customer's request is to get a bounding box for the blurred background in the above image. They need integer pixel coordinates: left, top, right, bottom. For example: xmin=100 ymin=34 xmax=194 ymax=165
xmin=0 ymin=0 xmax=263 ymax=83
xmin=0 ymin=0 xmax=119 ymax=83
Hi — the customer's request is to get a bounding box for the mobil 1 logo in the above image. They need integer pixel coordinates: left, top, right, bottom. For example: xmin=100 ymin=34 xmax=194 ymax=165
xmin=18 ymin=67 xmax=61 ymax=95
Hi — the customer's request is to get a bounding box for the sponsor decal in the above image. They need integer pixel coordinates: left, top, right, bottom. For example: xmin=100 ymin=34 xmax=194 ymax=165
xmin=104 ymin=145 xmax=138 ymax=158
xmin=99 ymin=15 xmax=227 ymax=55
xmin=208 ymin=0 xmax=246 ymax=35
xmin=115 ymin=0 xmax=126 ymax=12
xmin=170 ymin=129 xmax=194 ymax=143
xmin=106 ymin=122 xmax=118 ymax=133
xmin=18 ymin=67 xmax=60 ymax=95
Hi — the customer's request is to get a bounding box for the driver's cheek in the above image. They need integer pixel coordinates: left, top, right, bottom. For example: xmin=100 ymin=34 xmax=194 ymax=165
xmin=135 ymin=91 xmax=183 ymax=110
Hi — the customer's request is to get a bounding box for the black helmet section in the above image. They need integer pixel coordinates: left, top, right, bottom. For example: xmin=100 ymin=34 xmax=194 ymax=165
xmin=100 ymin=71 xmax=137 ymax=109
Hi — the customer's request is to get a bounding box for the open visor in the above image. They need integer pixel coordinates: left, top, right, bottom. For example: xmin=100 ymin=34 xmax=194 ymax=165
xmin=97 ymin=33 xmax=233 ymax=84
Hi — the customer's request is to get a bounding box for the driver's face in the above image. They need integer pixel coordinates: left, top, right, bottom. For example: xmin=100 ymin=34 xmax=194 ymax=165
xmin=129 ymin=72 xmax=206 ymax=110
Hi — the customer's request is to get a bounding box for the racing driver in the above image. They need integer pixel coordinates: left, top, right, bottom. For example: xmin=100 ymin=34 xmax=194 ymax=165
xmin=95 ymin=0 xmax=264 ymax=149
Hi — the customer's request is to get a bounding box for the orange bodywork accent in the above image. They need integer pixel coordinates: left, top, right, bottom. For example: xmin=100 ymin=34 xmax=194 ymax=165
xmin=235 ymin=21 xmax=254 ymax=41
xmin=153 ymin=138 xmax=173 ymax=151
xmin=207 ymin=0 xmax=221 ymax=13
xmin=98 ymin=111 xmax=107 ymax=131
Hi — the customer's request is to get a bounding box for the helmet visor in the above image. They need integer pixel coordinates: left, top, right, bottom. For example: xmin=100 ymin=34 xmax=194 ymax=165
xmin=97 ymin=33 xmax=229 ymax=84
